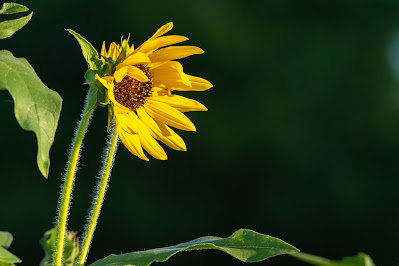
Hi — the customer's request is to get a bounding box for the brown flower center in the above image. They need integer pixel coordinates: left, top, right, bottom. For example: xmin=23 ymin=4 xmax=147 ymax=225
xmin=113 ymin=65 xmax=152 ymax=111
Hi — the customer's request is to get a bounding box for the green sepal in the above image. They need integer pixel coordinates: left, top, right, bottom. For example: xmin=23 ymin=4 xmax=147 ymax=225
xmin=0 ymin=50 xmax=62 ymax=178
xmin=107 ymin=103 xmax=114 ymax=132
xmin=90 ymin=229 xmax=299 ymax=266
xmin=100 ymin=55 xmax=114 ymax=67
xmin=0 ymin=232 xmax=21 ymax=265
xmin=39 ymin=228 xmax=79 ymax=266
xmin=0 ymin=3 xmax=28 ymax=14
xmin=66 ymin=29 xmax=102 ymax=71
xmin=0 ymin=11 xmax=32 ymax=39
xmin=114 ymin=38 xmax=129 ymax=66
xmin=291 ymin=252 xmax=376 ymax=266
xmin=84 ymin=69 xmax=106 ymax=113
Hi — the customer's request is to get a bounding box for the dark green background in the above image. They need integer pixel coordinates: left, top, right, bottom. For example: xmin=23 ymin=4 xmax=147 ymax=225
xmin=1 ymin=1 xmax=399 ymax=265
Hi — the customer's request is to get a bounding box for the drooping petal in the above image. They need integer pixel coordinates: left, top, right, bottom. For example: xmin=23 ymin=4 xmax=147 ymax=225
xmin=136 ymin=35 xmax=189 ymax=54
xmin=115 ymin=64 xmax=149 ymax=82
xmin=116 ymin=113 xmax=138 ymax=134
xmin=117 ymin=126 xmax=148 ymax=161
xmin=137 ymin=107 xmax=186 ymax=151
xmin=144 ymin=99 xmax=196 ymax=131
xmin=123 ymin=52 xmax=150 ymax=65
xmin=113 ymin=66 xmax=128 ymax=82
xmin=150 ymin=87 xmax=170 ymax=97
xmin=128 ymin=112 xmax=167 ymax=160
xmin=167 ymin=75 xmax=213 ymax=91
xmin=151 ymin=94 xmax=208 ymax=112
xmin=151 ymin=61 xmax=191 ymax=88
xmin=188 ymin=75 xmax=213 ymax=91
xmin=127 ymin=66 xmax=150 ymax=82
xmin=149 ymin=46 xmax=204 ymax=63
xmin=95 ymin=74 xmax=114 ymax=91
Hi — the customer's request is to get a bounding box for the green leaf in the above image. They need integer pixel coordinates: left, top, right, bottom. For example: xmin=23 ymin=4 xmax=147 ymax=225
xmin=0 ymin=3 xmax=28 ymax=14
xmin=291 ymin=252 xmax=376 ymax=266
xmin=0 ymin=12 xmax=32 ymax=39
xmin=0 ymin=50 xmax=62 ymax=178
xmin=39 ymin=228 xmax=79 ymax=266
xmin=0 ymin=232 xmax=12 ymax=248
xmin=66 ymin=29 xmax=102 ymax=71
xmin=90 ymin=229 xmax=299 ymax=266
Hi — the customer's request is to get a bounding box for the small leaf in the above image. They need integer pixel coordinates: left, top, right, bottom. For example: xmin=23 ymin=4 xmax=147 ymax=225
xmin=291 ymin=252 xmax=376 ymax=266
xmin=0 ymin=232 xmax=12 ymax=248
xmin=0 ymin=50 xmax=62 ymax=178
xmin=0 ymin=12 xmax=32 ymax=39
xmin=66 ymin=29 xmax=102 ymax=71
xmin=40 ymin=228 xmax=79 ymax=266
xmin=90 ymin=229 xmax=299 ymax=266
xmin=0 ymin=3 xmax=28 ymax=14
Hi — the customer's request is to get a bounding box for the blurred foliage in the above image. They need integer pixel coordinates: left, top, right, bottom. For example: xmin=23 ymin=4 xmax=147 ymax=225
xmin=39 ymin=228 xmax=79 ymax=266
xmin=1 ymin=1 xmax=399 ymax=265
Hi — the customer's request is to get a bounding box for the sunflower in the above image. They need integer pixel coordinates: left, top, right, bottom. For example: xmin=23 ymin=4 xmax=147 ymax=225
xmin=95 ymin=22 xmax=212 ymax=161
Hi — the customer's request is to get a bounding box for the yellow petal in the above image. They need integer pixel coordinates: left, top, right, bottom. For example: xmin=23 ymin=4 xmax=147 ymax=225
xmin=127 ymin=66 xmax=150 ymax=82
xmin=129 ymin=112 xmax=167 ymax=160
xmin=151 ymin=94 xmax=208 ymax=112
xmin=116 ymin=113 xmax=138 ymax=134
xmin=123 ymin=52 xmax=150 ymax=65
xmin=149 ymin=46 xmax=204 ymax=63
xmin=115 ymin=64 xmax=149 ymax=82
xmin=127 ymin=43 xmax=134 ymax=55
xmin=95 ymin=74 xmax=114 ymax=90
xmin=137 ymin=107 xmax=186 ymax=151
xmin=188 ymin=75 xmax=213 ymax=90
xmin=150 ymin=87 xmax=170 ymax=97
xmin=101 ymin=41 xmax=107 ymax=64
xmin=151 ymin=61 xmax=191 ymax=88
xmin=146 ymin=22 xmax=174 ymax=43
xmin=144 ymin=99 xmax=196 ymax=131
xmin=108 ymin=42 xmax=120 ymax=62
xmin=136 ymin=35 xmax=189 ymax=54
xmin=114 ymin=66 xmax=128 ymax=82
xmin=117 ymin=126 xmax=148 ymax=161
xmin=168 ymin=75 xmax=213 ymax=91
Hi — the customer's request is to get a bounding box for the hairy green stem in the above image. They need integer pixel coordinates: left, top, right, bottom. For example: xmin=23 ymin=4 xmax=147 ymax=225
xmin=76 ymin=124 xmax=119 ymax=266
xmin=54 ymin=95 xmax=95 ymax=266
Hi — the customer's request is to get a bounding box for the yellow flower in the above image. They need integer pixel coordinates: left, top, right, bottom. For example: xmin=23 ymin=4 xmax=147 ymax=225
xmin=95 ymin=22 xmax=212 ymax=161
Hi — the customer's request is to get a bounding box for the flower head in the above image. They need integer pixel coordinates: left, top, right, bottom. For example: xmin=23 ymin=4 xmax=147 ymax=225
xmin=96 ymin=22 xmax=212 ymax=161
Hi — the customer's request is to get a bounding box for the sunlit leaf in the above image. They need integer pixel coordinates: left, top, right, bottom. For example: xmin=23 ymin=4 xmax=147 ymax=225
xmin=0 ymin=50 xmax=62 ymax=178
xmin=0 ymin=232 xmax=21 ymax=265
xmin=291 ymin=252 xmax=375 ymax=266
xmin=0 ymin=3 xmax=28 ymax=14
xmin=90 ymin=229 xmax=299 ymax=266
xmin=0 ymin=12 xmax=32 ymax=39
xmin=0 ymin=232 xmax=12 ymax=248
